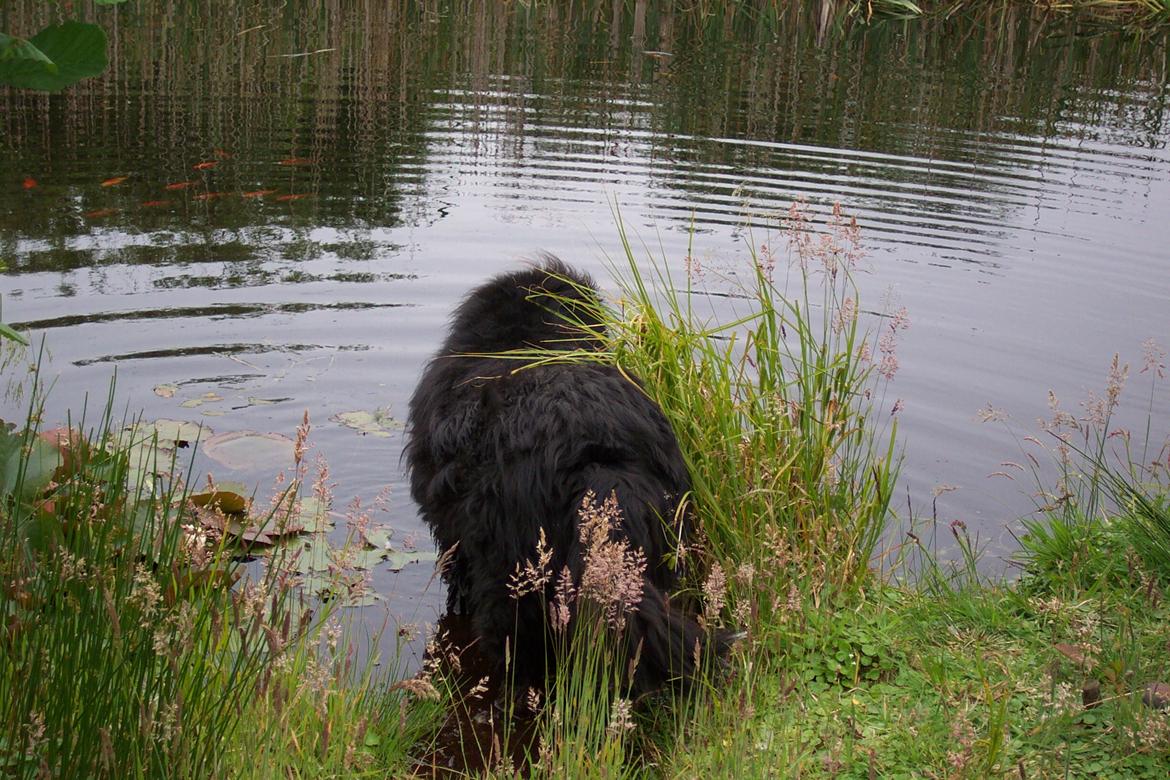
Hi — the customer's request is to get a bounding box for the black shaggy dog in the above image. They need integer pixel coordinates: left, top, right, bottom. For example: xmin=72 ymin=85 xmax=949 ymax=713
xmin=406 ymin=259 xmax=730 ymax=696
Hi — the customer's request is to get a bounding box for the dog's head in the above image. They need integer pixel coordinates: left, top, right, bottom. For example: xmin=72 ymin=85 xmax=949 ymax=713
xmin=441 ymin=257 xmax=606 ymax=355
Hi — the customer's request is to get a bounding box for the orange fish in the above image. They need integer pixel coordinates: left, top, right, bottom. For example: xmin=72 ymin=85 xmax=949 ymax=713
xmin=101 ymin=176 xmax=129 ymax=187
xmin=241 ymin=189 xmax=277 ymax=198
xmin=274 ymin=193 xmax=311 ymax=202
xmin=212 ymin=148 xmax=232 ymax=159
xmin=164 ymin=180 xmax=196 ymax=190
xmin=278 ymin=157 xmax=314 ymax=166
xmin=193 ymin=161 xmax=218 ymax=171
xmin=22 ymin=177 xmax=37 ymax=190
xmin=193 ymin=192 xmax=225 ymax=201
xmin=83 ymin=208 xmax=119 ymax=218
xmin=142 ymin=200 xmax=172 ymax=208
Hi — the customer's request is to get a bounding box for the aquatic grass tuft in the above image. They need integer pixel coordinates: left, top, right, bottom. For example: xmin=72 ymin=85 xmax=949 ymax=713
xmin=0 ymin=369 xmax=281 ymax=777
xmin=601 ymin=201 xmax=900 ymax=604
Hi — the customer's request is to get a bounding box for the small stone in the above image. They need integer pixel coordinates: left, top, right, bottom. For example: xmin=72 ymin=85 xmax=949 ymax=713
xmin=1141 ymin=682 xmax=1170 ymax=710
xmin=1082 ymin=679 xmax=1102 ymax=709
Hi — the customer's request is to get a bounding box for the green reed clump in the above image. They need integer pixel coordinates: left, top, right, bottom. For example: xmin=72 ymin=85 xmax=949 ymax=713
xmin=1011 ymin=341 xmax=1170 ymax=594
xmin=603 ymin=202 xmax=899 ymax=602
xmin=0 ymin=376 xmax=279 ymax=777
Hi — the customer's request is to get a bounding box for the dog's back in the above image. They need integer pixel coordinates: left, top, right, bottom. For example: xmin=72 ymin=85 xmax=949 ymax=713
xmin=406 ymin=259 xmax=727 ymax=693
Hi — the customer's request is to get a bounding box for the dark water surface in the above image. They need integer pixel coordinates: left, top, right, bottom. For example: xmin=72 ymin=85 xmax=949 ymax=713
xmin=3 ymin=3 xmax=1169 ymax=638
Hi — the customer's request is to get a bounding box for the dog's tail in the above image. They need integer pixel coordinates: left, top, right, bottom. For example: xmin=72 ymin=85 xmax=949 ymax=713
xmin=623 ymin=580 xmax=740 ymax=695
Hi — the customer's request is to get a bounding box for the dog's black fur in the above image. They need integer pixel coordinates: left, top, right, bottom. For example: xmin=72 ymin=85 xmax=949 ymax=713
xmin=406 ymin=259 xmax=728 ymax=695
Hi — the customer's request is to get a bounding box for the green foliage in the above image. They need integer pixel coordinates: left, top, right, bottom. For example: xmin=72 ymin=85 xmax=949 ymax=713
xmin=0 ymin=296 xmax=28 ymax=346
xmin=0 ymin=22 xmax=108 ymax=92
xmin=784 ymin=602 xmax=902 ymax=687
xmin=603 ymin=204 xmax=899 ymax=599
xmin=0 ymin=323 xmax=28 ymax=346
xmin=1016 ymin=512 xmax=1132 ymax=596
xmin=0 ymin=370 xmax=434 ymax=777
xmin=1117 ymin=489 xmax=1170 ymax=579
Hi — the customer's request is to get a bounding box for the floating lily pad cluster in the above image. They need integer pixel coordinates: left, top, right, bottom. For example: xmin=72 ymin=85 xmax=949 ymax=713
xmin=5 ymin=414 xmax=435 ymax=608
xmin=111 ymin=418 xmax=207 ymax=497
xmin=187 ymin=485 xmax=435 ymax=607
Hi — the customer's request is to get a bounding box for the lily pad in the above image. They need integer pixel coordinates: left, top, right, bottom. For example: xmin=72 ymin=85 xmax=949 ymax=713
xmin=225 ymin=522 xmax=274 ymax=548
xmin=245 ymin=396 xmax=289 ymax=406
xmin=189 ymin=483 xmax=250 ymax=515
xmin=297 ymin=573 xmax=336 ymax=597
xmin=344 ymin=590 xmax=382 ymax=607
xmin=296 ymin=575 xmax=381 ymax=607
xmin=349 ymin=548 xmax=388 ymax=570
xmin=361 ymin=525 xmax=394 ymax=550
xmin=202 ymin=430 xmax=294 ymax=472
xmin=294 ymin=536 xmax=334 ymax=574
xmin=332 ymin=408 xmax=402 ymax=438
xmin=294 ymin=496 xmax=333 ymax=533
xmin=154 ymin=383 xmax=178 ymax=398
xmin=385 ymin=549 xmax=438 ymax=572
xmin=142 ymin=418 xmax=208 ymax=447
xmin=113 ymin=422 xmax=200 ymax=497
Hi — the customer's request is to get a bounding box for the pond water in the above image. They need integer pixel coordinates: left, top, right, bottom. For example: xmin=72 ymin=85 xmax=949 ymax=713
xmin=3 ymin=2 xmax=1169 ymax=640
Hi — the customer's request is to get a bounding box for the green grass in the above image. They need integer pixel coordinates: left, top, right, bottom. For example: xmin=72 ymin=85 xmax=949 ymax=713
xmin=0 ymin=364 xmax=438 ymax=778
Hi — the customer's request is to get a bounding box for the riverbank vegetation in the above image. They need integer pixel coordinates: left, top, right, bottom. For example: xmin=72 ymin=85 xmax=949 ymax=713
xmin=482 ymin=207 xmax=1165 ymax=777
xmin=3 ymin=201 xmax=1168 ymax=777
xmin=0 ymin=370 xmax=438 ymax=777
xmin=408 ymin=203 xmax=1170 ymax=777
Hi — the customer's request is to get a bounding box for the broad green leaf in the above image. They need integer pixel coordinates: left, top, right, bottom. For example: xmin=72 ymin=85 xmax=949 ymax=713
xmin=0 ymin=22 xmax=107 ymax=92
xmin=0 ymin=424 xmax=23 ymax=497
xmin=1 ymin=435 xmax=61 ymax=502
xmin=0 ymin=33 xmax=56 ymax=72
